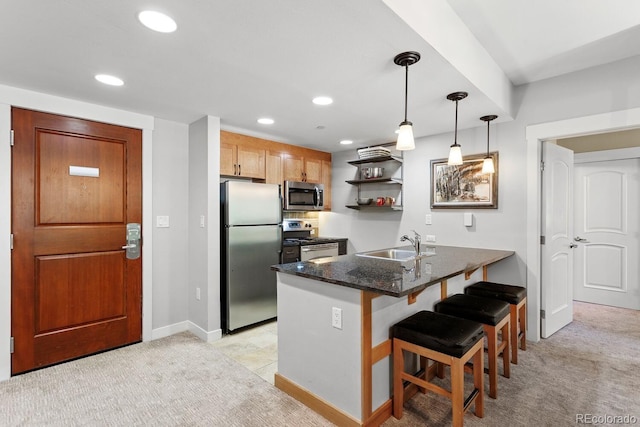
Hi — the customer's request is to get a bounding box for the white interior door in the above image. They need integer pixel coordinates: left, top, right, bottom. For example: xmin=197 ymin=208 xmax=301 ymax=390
xmin=541 ymin=142 xmax=574 ymax=338
xmin=573 ymin=157 xmax=639 ymax=309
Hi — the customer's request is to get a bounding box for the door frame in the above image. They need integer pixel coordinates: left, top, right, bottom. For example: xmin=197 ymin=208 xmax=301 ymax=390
xmin=526 ymin=107 xmax=640 ymax=342
xmin=0 ymin=84 xmax=154 ymax=381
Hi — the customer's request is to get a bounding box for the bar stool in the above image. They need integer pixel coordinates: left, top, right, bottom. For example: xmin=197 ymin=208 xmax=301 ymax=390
xmin=392 ymin=310 xmax=485 ymax=427
xmin=434 ymin=294 xmax=510 ymax=399
xmin=464 ymin=281 xmax=527 ymax=364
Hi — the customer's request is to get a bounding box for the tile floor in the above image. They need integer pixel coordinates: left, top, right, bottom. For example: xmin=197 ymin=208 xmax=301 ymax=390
xmin=211 ymin=320 xmax=278 ymax=384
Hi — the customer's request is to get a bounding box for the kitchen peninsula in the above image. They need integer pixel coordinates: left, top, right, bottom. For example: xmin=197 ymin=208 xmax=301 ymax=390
xmin=271 ymin=245 xmax=514 ymax=426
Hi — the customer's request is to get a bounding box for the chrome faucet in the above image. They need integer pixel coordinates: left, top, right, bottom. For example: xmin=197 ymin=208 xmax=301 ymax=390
xmin=400 ymin=230 xmax=421 ymax=256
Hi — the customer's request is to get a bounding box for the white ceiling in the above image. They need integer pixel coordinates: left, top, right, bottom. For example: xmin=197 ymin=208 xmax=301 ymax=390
xmin=0 ymin=0 xmax=638 ymax=152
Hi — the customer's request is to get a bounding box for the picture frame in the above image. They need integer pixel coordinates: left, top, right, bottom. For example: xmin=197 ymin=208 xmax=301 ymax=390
xmin=430 ymin=152 xmax=498 ymax=209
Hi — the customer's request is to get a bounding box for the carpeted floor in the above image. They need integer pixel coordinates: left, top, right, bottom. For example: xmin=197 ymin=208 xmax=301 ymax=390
xmin=1 ymin=301 xmax=638 ymax=426
xmin=1 ymin=332 xmax=333 ymax=426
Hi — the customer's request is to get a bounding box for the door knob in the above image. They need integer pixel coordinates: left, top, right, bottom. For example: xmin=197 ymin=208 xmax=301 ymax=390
xmin=574 ymin=236 xmax=589 ymax=242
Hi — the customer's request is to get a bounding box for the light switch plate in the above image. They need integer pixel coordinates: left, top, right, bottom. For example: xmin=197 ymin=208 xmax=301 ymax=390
xmin=425 ymin=214 xmax=432 ymax=225
xmin=156 ymin=215 xmax=170 ymax=228
xmin=464 ymin=212 xmax=473 ymax=227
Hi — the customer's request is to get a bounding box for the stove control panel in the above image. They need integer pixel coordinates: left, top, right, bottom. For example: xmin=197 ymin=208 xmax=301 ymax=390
xmin=283 ymin=219 xmax=314 ymax=232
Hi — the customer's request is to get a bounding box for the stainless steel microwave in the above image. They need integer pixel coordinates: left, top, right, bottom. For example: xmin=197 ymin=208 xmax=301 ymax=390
xmin=284 ymin=181 xmax=324 ymax=211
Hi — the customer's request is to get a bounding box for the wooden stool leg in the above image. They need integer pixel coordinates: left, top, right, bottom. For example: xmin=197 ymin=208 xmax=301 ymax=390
xmin=510 ymin=304 xmax=518 ymax=364
xmin=501 ymin=320 xmax=510 ymax=378
xmin=393 ymin=339 xmax=404 ymax=419
xmin=519 ymin=300 xmax=527 ymax=351
xmin=473 ymin=343 xmax=484 ymax=418
xmin=451 ymin=357 xmax=464 ymax=427
xmin=419 ymin=356 xmax=428 ymax=394
xmin=486 ymin=326 xmax=498 ymax=399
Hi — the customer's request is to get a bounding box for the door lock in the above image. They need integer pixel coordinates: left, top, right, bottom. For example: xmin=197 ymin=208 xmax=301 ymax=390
xmin=569 ymin=243 xmax=578 ymax=249
xmin=122 ymin=223 xmax=141 ymax=259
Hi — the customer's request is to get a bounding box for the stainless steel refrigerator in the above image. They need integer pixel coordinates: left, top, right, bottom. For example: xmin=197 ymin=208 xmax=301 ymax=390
xmin=220 ymin=181 xmax=281 ymax=333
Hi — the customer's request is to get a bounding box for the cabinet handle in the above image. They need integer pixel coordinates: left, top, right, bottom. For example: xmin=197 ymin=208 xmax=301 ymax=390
xmin=233 ymin=164 xmax=237 ymax=175
xmin=238 ymin=164 xmax=241 ymax=176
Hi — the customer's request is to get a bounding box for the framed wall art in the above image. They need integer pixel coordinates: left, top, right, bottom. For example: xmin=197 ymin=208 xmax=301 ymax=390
xmin=430 ymin=152 xmax=498 ymax=209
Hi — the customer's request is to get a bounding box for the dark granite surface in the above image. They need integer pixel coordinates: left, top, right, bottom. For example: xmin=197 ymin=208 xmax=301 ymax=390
xmin=271 ymin=245 xmax=514 ymax=297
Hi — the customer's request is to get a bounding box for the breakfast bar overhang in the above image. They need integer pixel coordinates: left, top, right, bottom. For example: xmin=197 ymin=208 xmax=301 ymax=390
xmin=271 ymin=245 xmax=515 ymax=426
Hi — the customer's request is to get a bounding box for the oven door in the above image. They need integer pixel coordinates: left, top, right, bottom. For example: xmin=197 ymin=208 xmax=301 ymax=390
xmin=300 ymin=242 xmax=339 ymax=261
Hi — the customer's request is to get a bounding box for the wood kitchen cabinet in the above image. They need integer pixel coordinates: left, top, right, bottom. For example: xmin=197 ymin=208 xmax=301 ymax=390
xmin=220 ymin=141 xmax=266 ymax=179
xmin=265 ymin=150 xmax=284 ymax=186
xmin=321 ymin=159 xmax=331 ymax=210
xmin=283 ymin=154 xmax=322 ymax=184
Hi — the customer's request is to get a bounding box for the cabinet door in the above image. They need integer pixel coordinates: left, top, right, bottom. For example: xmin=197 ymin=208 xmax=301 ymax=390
xmin=283 ymin=153 xmax=304 ymax=182
xmin=220 ymin=142 xmax=237 ymax=176
xmin=304 ymin=157 xmax=323 ymax=184
xmin=266 ymin=151 xmax=283 ymax=187
xmin=321 ymin=159 xmax=332 ymax=210
xmin=237 ymin=145 xmax=266 ymax=179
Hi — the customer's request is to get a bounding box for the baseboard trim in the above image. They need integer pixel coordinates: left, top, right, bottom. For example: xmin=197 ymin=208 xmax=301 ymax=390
xmin=151 ymin=321 xmax=189 ymax=340
xmin=275 ymin=373 xmax=362 ymax=427
xmin=187 ymin=321 xmax=222 ymax=343
xmin=151 ymin=321 xmax=222 ymax=343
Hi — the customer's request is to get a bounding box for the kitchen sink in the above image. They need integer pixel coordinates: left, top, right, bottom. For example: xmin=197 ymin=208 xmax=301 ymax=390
xmin=356 ymin=248 xmax=429 ymax=262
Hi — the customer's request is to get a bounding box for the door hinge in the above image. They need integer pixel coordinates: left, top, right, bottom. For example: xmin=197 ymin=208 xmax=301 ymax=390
xmin=540 ymin=236 xmax=545 ymax=245
xmin=10 ymin=337 xmax=14 ymax=354
xmin=540 ymin=309 xmax=546 ymax=319
xmin=10 ymin=234 xmax=13 ymax=250
xmin=10 ymin=129 xmax=14 ymax=146
xmin=540 ymin=160 xmax=545 ymax=172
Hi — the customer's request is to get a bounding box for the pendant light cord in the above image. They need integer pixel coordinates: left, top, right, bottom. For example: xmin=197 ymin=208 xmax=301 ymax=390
xmin=403 ymin=64 xmax=409 ymax=122
xmin=486 ymin=120 xmax=490 ymax=156
xmin=453 ymin=100 xmax=458 ymax=145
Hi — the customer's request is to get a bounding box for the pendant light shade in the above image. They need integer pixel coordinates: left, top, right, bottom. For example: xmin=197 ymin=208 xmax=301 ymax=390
xmin=394 ymin=51 xmax=420 ymax=151
xmin=480 ymin=114 xmax=498 ymax=174
xmin=446 ymin=91 xmax=468 ymax=165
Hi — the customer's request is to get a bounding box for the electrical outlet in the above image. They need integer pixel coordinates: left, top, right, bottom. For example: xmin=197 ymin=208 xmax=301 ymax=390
xmin=196 ymin=287 xmax=201 ymax=300
xmin=332 ymin=307 xmax=342 ymax=330
xmin=199 ymin=215 xmax=205 ymax=228
xmin=425 ymin=234 xmax=436 ymax=242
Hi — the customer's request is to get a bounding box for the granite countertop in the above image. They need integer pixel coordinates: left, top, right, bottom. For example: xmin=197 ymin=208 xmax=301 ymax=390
xmin=271 ymin=245 xmax=514 ymax=297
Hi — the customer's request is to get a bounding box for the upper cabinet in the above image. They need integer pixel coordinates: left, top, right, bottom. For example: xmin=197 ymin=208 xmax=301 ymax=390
xmin=221 ymin=142 xmax=266 ymax=179
xmin=283 ymin=153 xmax=322 ymax=184
xmin=221 ymin=131 xmax=332 ymax=210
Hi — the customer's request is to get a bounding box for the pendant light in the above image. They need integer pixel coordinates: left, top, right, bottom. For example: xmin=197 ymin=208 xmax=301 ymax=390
xmin=480 ymin=114 xmax=498 ymax=174
xmin=446 ymin=91 xmax=468 ymax=165
xmin=394 ymin=51 xmax=420 ymax=151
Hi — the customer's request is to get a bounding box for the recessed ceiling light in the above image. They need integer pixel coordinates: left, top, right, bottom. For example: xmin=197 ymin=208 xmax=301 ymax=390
xmin=138 ymin=11 xmax=177 ymax=33
xmin=95 ymin=74 xmax=124 ymax=86
xmin=257 ymin=118 xmax=274 ymax=125
xmin=312 ymin=96 xmax=333 ymax=106
xmin=340 ymin=140 xmax=353 ymax=145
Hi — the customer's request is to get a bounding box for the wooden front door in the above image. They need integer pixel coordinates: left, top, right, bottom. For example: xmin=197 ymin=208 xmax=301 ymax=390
xmin=11 ymin=107 xmax=142 ymax=374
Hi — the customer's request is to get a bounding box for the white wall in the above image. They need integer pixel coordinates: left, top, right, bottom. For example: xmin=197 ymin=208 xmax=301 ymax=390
xmin=187 ymin=116 xmax=222 ymax=341
xmin=322 ymin=55 xmax=640 ymax=341
xmin=150 ymin=119 xmax=190 ymax=338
